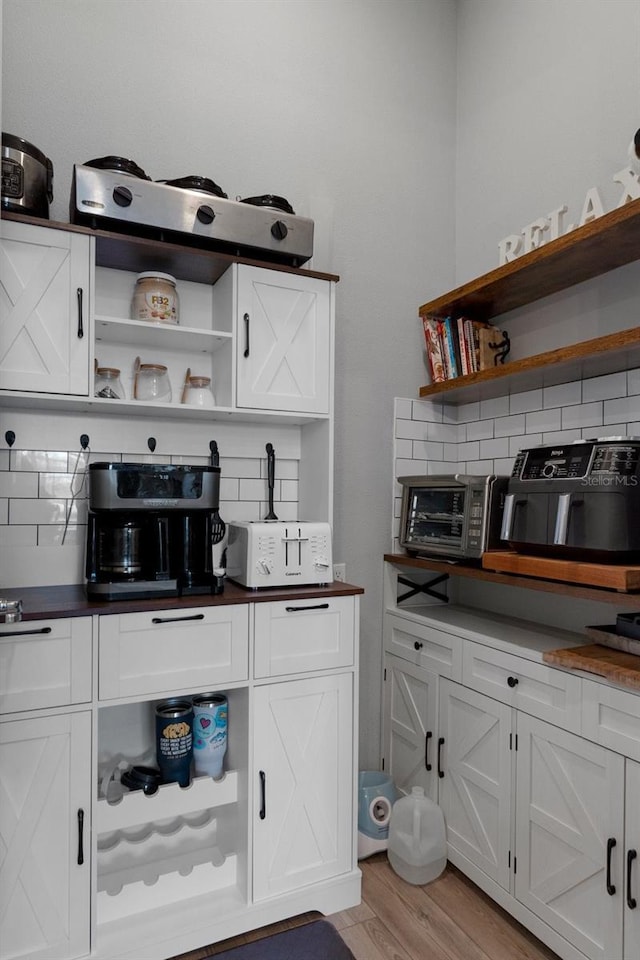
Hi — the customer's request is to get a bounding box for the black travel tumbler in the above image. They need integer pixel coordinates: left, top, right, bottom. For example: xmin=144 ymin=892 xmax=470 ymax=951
xmin=155 ymin=699 xmax=194 ymax=787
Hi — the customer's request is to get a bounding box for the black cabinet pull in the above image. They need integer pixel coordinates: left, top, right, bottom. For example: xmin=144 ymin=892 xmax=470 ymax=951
xmin=77 ymin=288 xmax=84 ymax=339
xmin=628 ymin=849 xmax=637 ymax=909
xmin=77 ymin=809 xmax=84 ymax=865
xmin=0 ymin=626 xmax=51 ymax=638
xmin=151 ymin=614 xmax=205 ymax=624
xmin=285 ymin=603 xmax=329 ymax=613
xmin=507 ymin=676 xmax=519 ymax=688
xmin=425 ymin=731 xmax=433 ymax=771
xmin=414 ymin=640 xmax=423 ymax=651
xmin=437 ymin=737 xmax=445 ymax=778
xmin=607 ymin=837 xmax=617 ymax=895
xmin=243 ymin=312 xmax=250 ymax=358
xmin=259 ymin=770 xmax=266 ymax=820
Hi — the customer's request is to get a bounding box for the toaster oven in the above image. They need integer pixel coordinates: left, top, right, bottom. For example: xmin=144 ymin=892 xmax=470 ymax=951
xmin=398 ymin=474 xmax=508 ymax=560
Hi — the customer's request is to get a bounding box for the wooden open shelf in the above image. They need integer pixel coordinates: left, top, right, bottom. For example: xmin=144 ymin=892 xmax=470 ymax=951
xmin=418 ymin=326 xmax=640 ymax=402
xmin=418 ymin=198 xmax=640 ymax=403
xmin=384 ymin=553 xmax=640 ymax=607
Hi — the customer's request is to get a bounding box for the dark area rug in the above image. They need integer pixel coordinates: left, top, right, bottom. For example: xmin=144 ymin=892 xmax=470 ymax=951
xmin=203 ymin=919 xmax=355 ymax=960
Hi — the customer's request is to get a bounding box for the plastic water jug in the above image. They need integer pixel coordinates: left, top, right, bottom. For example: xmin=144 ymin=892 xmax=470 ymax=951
xmin=387 ymin=786 xmax=446 ymax=885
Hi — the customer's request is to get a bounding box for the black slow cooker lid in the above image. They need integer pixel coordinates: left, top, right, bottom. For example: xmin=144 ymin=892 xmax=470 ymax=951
xmin=85 ymin=156 xmax=150 ymax=180
xmin=241 ymin=194 xmax=295 ymax=215
xmin=158 ymin=175 xmax=228 ymax=199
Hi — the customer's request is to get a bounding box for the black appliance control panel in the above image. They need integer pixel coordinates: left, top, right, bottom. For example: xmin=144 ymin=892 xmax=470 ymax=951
xmin=512 ymin=441 xmax=640 ymax=481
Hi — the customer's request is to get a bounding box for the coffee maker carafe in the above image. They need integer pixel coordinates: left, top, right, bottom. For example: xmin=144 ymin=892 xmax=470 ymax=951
xmin=86 ymin=462 xmax=221 ymax=600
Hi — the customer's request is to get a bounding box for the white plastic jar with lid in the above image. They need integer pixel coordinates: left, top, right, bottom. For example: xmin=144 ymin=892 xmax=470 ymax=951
xmin=131 ymin=272 xmax=179 ymax=325
xmin=183 ymin=375 xmax=215 ymax=408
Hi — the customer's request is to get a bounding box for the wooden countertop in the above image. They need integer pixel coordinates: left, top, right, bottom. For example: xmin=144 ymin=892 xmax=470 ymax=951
xmin=0 ymin=581 xmax=364 ymax=622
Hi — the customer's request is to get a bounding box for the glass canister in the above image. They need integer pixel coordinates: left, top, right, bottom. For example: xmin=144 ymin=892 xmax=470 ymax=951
xmin=94 ymin=366 xmax=124 ymax=399
xmin=182 ymin=375 xmax=215 ymax=409
xmin=131 ymin=272 xmax=179 ymax=325
xmin=135 ymin=363 xmax=172 ymax=402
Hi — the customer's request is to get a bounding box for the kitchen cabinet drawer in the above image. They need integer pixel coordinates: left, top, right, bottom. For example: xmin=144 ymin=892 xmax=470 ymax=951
xmin=0 ymin=617 xmax=92 ymax=714
xmin=383 ymin=612 xmax=462 ymax=680
xmin=98 ymin=605 xmax=249 ymax=700
xmin=582 ymin=677 xmax=640 ymax=762
xmin=253 ymin=596 xmax=355 ymax=678
xmin=462 ymin=640 xmax=582 ymax=732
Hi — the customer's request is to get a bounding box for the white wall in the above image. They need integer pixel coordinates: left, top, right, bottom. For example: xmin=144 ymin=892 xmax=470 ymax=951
xmin=1 ymin=0 xmax=457 ymax=768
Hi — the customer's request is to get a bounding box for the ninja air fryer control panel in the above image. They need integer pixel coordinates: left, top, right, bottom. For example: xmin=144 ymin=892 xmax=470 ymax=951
xmin=511 ymin=441 xmax=640 ymax=480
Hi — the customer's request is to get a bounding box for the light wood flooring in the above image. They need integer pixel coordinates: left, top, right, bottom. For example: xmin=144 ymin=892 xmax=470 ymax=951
xmin=173 ymin=855 xmax=561 ymax=960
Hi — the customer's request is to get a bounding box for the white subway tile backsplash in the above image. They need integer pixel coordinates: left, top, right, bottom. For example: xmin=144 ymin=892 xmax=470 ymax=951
xmin=465 ymin=419 xmax=494 ymax=442
xmin=12 ymin=450 xmax=68 ymax=472
xmin=480 ymin=396 xmax=510 ymax=419
xmin=628 ymin=369 xmax=640 ymax=396
xmin=220 ymin=477 xmax=240 ymax=500
xmin=0 ymin=451 xmax=9 ymax=471
xmin=224 ymin=458 xmax=262 ymax=479
xmin=427 ymin=421 xmax=460 ymax=442
xmin=509 ymin=389 xmax=543 ymax=414
xmin=509 ymin=433 xmax=542 ymax=455
xmin=494 ymin=414 xmax=526 ymax=438
xmin=0 ymin=499 xmax=7 ymax=523
xmin=0 ymin=471 xmax=39 ymax=498
xmin=457 ymin=441 xmax=480 ymax=461
xmin=494 ymin=458 xmax=514 ymax=474
xmin=542 ymin=430 xmax=583 ymax=445
xmin=38 ymin=472 xmax=79 ymax=499
xmin=465 ymin=459 xmax=496 ymax=474
xmin=395 ymin=398 xmax=412 ymax=419
xmin=526 ymin=408 xmax=562 ymax=433
xmin=39 ymin=525 xmax=84 ymax=546
xmin=561 ymin=402 xmax=603 ymax=430
xmin=604 ymin=396 xmax=640 ymax=424
xmin=395 ymin=419 xmax=428 ymax=441
xmin=395 ymin=458 xmax=427 ymax=475
xmin=239 ymin=478 xmax=269 ymax=500
xmin=9 ymin=498 xmax=86 ymax=526
xmin=395 ymin=439 xmax=413 ymax=459
xmin=456 ymin=401 xmax=480 ymax=423
xmin=427 ymin=461 xmax=457 ymax=474
xmin=412 ymin=441 xmax=444 ymax=461
xmin=543 ymin=381 xmax=582 ymax=408
xmin=411 ymin=400 xmax=443 ymax=422
xmin=479 ymin=437 xmax=510 ymax=460
xmin=442 ymin=404 xmax=458 ymax=425
xmin=582 ymin=371 xmax=627 ymax=401
xmin=280 ymin=480 xmax=299 ymax=501
xmin=443 ymin=443 xmax=459 ymax=461
xmin=2 ymin=525 xmax=37 ymax=545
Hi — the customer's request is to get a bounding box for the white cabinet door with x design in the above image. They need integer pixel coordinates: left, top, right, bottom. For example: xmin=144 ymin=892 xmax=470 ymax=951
xmin=252 ymin=673 xmax=353 ymax=900
xmin=236 ymin=265 xmax=331 ymax=414
xmin=0 ymin=711 xmax=91 ymax=960
xmin=0 ymin=220 xmax=90 ymax=395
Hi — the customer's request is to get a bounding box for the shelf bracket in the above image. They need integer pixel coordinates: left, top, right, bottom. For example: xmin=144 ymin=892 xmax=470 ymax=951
xmin=397 ymin=573 xmax=449 ymax=605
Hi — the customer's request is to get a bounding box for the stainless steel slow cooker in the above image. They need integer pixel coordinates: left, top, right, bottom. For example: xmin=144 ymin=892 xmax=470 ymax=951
xmin=2 ymin=133 xmax=53 ymax=218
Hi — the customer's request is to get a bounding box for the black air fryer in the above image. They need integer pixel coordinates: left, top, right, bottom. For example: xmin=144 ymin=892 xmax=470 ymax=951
xmin=502 ymin=438 xmax=640 ymax=562
xmin=85 ymin=462 xmax=221 ymax=600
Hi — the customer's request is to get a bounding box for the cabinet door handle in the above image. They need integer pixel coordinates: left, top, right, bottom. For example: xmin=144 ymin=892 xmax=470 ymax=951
xmin=628 ymin=849 xmax=637 ymax=909
xmin=507 ymin=676 xmax=519 ymax=688
xmin=77 ymin=808 xmax=84 ymax=865
xmin=243 ymin=312 xmax=250 ymax=358
xmin=285 ymin=603 xmax=329 ymax=613
xmin=151 ymin=613 xmax=205 ymax=624
xmin=259 ymin=770 xmax=266 ymax=820
xmin=607 ymin=837 xmax=617 ymax=895
xmin=414 ymin=640 xmax=423 ymax=651
xmin=437 ymin=737 xmax=445 ymax=778
xmin=0 ymin=626 xmax=51 ymax=638
xmin=77 ymin=288 xmax=84 ymax=339
xmin=425 ymin=731 xmax=433 ymax=771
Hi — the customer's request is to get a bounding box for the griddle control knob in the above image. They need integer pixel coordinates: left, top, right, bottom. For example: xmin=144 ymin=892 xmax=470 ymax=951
xmin=542 ymin=463 xmax=557 ymax=478
xmin=271 ymin=220 xmax=288 ymax=241
xmin=197 ymin=204 xmax=215 ymax=225
xmin=113 ymin=185 xmax=133 ymax=207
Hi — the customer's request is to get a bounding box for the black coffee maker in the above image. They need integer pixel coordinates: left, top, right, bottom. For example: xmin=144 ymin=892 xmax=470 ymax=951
xmin=85 ymin=462 xmax=221 ymax=600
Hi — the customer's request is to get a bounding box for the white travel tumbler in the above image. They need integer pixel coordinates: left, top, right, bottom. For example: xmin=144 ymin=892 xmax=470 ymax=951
xmin=192 ymin=693 xmax=228 ymax=779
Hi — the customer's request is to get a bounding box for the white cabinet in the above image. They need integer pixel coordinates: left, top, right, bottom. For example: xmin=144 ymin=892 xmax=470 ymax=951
xmin=0 ymin=220 xmax=90 ymax=395
xmin=438 ymin=678 xmax=512 ymax=891
xmin=0 ymin=711 xmax=91 ymax=960
xmin=252 ymin=672 xmax=353 ymax=900
xmin=382 ymin=653 xmax=438 ymax=800
xmin=253 ymin=595 xmax=354 ymax=678
xmin=515 ymin=713 xmax=624 ymax=960
xmin=235 ymin=264 xmax=332 ymax=414
xmin=624 ymin=761 xmax=640 ymax=960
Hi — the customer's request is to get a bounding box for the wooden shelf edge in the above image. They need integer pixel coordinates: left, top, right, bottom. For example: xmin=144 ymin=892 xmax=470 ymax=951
xmin=384 ymin=553 xmax=640 ymax=606
xmin=418 ymin=198 xmax=640 ymax=321
xmin=418 ymin=326 xmax=640 ymax=402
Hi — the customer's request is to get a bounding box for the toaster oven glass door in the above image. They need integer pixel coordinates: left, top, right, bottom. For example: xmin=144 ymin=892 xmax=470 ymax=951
xmin=404 ymin=486 xmax=466 ymax=552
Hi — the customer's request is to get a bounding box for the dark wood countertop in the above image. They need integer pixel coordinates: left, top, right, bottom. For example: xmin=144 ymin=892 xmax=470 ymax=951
xmin=0 ymin=581 xmax=364 ymax=622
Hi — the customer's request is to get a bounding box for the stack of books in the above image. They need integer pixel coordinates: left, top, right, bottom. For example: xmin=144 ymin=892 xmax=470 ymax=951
xmin=422 ymin=316 xmax=505 ymax=384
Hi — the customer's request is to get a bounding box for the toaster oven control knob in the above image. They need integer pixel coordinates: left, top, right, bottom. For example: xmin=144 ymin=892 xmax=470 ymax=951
xmin=197 ymin=204 xmax=215 ymax=225
xmin=257 ymin=558 xmax=273 ymax=575
xmin=271 ymin=220 xmax=288 ymax=241
xmin=113 ymin=185 xmax=133 ymax=207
